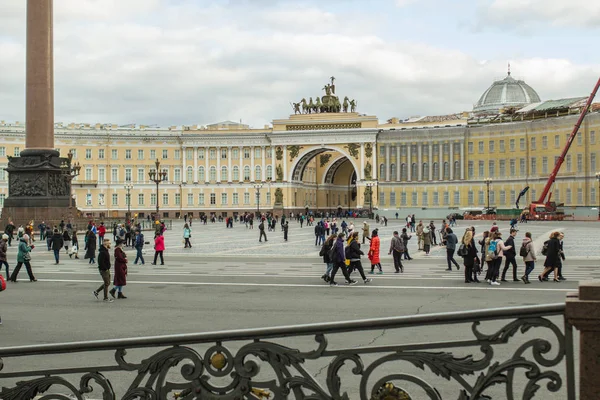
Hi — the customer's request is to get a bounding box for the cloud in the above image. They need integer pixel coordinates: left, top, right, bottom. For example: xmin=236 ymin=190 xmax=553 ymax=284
xmin=478 ymin=0 xmax=600 ymax=29
xmin=0 ymin=0 xmax=598 ymax=128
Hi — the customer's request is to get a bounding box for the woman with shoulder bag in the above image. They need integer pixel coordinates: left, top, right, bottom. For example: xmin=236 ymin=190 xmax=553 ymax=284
xmin=459 ymin=230 xmax=480 ymax=283
xmin=10 ymin=234 xmax=37 ymax=282
xmin=538 ymin=231 xmax=561 ymax=283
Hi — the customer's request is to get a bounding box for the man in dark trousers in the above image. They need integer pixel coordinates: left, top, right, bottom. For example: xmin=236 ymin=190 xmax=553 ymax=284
xmin=259 ymin=221 xmax=267 ymax=242
xmin=283 ymin=222 xmax=289 ymax=241
xmin=134 ymin=229 xmax=145 ymax=265
xmin=388 ymin=231 xmax=405 ymax=273
xmin=501 ymin=229 xmax=519 ymax=282
xmin=93 ymin=239 xmax=114 ymax=302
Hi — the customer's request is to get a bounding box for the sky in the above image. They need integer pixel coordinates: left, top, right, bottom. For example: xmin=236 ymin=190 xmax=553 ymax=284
xmin=0 ymin=0 xmax=599 ymax=128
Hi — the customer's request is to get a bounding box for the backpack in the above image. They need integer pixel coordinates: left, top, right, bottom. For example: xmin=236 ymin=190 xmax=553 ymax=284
xmin=328 ymin=244 xmax=338 ymax=263
xmin=486 ymin=240 xmax=499 ymax=261
xmin=541 ymin=241 xmax=549 ymax=256
xmin=519 ymin=243 xmax=529 ymax=258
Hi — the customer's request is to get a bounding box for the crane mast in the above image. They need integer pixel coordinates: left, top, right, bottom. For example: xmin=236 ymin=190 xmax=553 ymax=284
xmin=535 ymin=77 xmax=600 ymax=206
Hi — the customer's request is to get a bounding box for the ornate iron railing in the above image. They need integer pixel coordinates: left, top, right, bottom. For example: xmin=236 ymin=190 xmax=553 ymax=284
xmin=0 ymin=304 xmax=574 ymax=400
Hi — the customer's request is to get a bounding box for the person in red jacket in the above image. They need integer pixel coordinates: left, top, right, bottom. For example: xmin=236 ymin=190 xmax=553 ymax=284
xmin=151 ymin=232 xmax=165 ymax=265
xmin=98 ymin=222 xmax=107 ymax=243
xmin=368 ymin=229 xmax=382 ymax=274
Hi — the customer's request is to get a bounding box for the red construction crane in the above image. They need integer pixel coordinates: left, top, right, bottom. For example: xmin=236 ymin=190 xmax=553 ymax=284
xmin=529 ymin=76 xmax=600 ymax=220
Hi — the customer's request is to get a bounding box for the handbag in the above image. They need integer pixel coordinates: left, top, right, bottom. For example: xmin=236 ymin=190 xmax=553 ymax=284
xmin=473 ymin=258 xmax=481 ymax=274
xmin=0 ymin=275 xmax=6 ymax=291
xmin=24 ymin=252 xmax=31 ymax=262
xmin=457 ymin=243 xmax=468 ymax=257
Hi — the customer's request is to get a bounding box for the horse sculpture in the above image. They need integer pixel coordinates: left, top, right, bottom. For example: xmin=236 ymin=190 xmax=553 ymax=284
xmin=300 ymin=98 xmax=310 ymax=114
xmin=343 ymin=96 xmax=349 ymax=112
xmin=314 ymin=97 xmax=322 ymax=113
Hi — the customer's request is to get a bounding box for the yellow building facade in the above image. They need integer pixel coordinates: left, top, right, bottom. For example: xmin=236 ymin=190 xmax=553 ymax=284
xmin=1 ymin=109 xmax=599 ymax=219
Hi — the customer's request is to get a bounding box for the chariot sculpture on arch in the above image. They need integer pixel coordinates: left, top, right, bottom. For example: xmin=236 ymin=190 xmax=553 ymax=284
xmin=290 ymin=76 xmax=357 ymax=114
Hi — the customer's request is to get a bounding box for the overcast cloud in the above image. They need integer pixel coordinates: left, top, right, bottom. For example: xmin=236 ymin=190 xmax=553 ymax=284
xmin=0 ymin=0 xmax=598 ymax=128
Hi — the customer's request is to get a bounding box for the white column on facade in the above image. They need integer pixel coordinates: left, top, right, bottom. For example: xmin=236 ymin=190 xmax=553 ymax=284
xmin=261 ymin=146 xmax=266 ymax=182
xmin=216 ymin=146 xmax=221 ymax=183
xmin=193 ymin=147 xmax=198 ymax=183
xmin=239 ymin=146 xmax=243 ymax=182
xmin=396 ymin=144 xmax=401 ymax=182
xmin=439 ymin=142 xmax=444 ymax=181
xmin=227 ymin=146 xmax=232 ymax=182
xmin=417 ymin=143 xmax=422 ymax=181
xmin=271 ymin=147 xmax=276 ymax=180
xmin=204 ymin=147 xmax=209 ymax=183
xmin=385 ymin=144 xmax=390 ymax=182
xmin=250 ymin=146 xmax=255 ymax=182
xmin=182 ymin=146 xmax=187 ymax=183
xmin=407 ymin=143 xmax=412 ymax=181
xmin=283 ymin=145 xmax=288 ymax=181
xmin=428 ymin=142 xmax=433 ymax=181
xmin=372 ymin=142 xmax=378 ymax=180
xmin=360 ymin=143 xmax=365 ymax=180
xmin=460 ymin=140 xmax=465 ymax=180
xmin=450 ymin=142 xmax=454 ymax=180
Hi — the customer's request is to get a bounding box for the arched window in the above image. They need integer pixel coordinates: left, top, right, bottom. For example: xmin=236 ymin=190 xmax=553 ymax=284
xmin=221 ymin=166 xmax=228 ymax=181
xmin=266 ymin=165 xmax=273 ymax=180
xmin=243 ymin=166 xmax=250 ymax=180
xmin=422 ymin=163 xmax=429 ymax=180
xmin=390 ymin=164 xmax=397 ymax=180
xmin=379 ymin=164 xmax=385 ymax=179
xmin=198 ymin=166 xmax=205 ymax=182
xmin=411 ymin=163 xmax=418 ymax=180
xmin=401 ymin=163 xmax=407 ymax=181
xmin=443 ymin=162 xmax=449 ymax=180
xmin=233 ymin=166 xmax=240 ymax=181
xmin=255 ymin=165 xmax=262 ymax=181
xmin=209 ymin=166 xmax=216 ymax=181
xmin=186 ymin=166 xmax=193 ymax=182
xmin=454 ymin=161 xmax=460 ymax=180
xmin=433 ymin=162 xmax=439 ymax=180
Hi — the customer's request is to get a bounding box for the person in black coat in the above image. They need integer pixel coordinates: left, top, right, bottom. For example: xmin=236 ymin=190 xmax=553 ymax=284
xmin=62 ymin=229 xmax=71 ymax=254
xmin=50 ymin=229 xmax=64 ymax=264
xmin=460 ymin=230 xmax=480 ymax=283
xmin=345 ymin=232 xmax=371 ymax=283
xmin=501 ymin=229 xmax=519 ymax=282
xmin=538 ymin=231 xmax=562 ymax=282
xmin=85 ymin=230 xmax=97 ymax=264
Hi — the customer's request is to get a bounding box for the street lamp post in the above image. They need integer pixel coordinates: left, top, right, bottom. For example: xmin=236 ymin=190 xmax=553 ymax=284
xmin=596 ymin=172 xmax=600 ymax=220
xmin=365 ymin=181 xmax=376 ymax=219
xmin=124 ymin=183 xmax=133 ymax=221
xmin=253 ymin=183 xmax=263 ymax=217
xmin=148 ymin=159 xmax=167 ymax=217
xmin=484 ymin=178 xmax=492 ymax=211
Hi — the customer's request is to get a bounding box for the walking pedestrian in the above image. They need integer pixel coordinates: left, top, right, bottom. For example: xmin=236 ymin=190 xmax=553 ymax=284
xmin=98 ymin=222 xmax=106 ymax=243
xmin=319 ymin=234 xmax=336 ymax=283
xmin=368 ymin=229 xmax=383 ymax=274
xmin=37 ymin=221 xmax=46 ymax=241
xmin=4 ymin=220 xmax=15 ymax=247
xmin=362 ymin=221 xmax=370 ymax=244
xmin=520 ymin=232 xmax=536 ymax=284
xmin=501 ymin=228 xmax=519 ymax=282
xmin=109 ymin=240 xmax=128 ymax=299
xmin=416 ymin=221 xmax=424 ymax=250
xmin=388 ymin=231 xmax=405 ymax=273
xmin=329 ymin=233 xmax=357 ymax=286
xmin=134 ymin=230 xmax=145 ymax=265
xmin=538 ymin=231 xmax=562 ymax=283
xmin=85 ymin=229 xmax=97 ymax=264
xmin=486 ymin=231 xmax=512 ymax=286
xmin=0 ymin=234 xmax=10 ymax=279
xmin=152 ymin=232 xmax=165 ymax=265
xmin=259 ymin=220 xmax=267 ymax=242
xmin=283 ymin=221 xmax=289 ymax=241
xmin=183 ymin=224 xmax=192 ymax=248
xmin=346 ymin=232 xmax=371 ymax=283
xmin=459 ymin=230 xmax=479 ymax=283
xmin=401 ymin=228 xmax=413 ymax=260
xmin=50 ymin=229 xmax=64 ymax=265
xmin=93 ymin=239 xmax=113 ymax=302
xmin=10 ymin=234 xmax=37 ymax=282
xmin=445 ymin=228 xmax=460 ymax=271
xmin=422 ymin=227 xmax=431 ymax=255
xmin=62 ymin=229 xmax=71 ymax=255
xmin=70 ymin=230 xmax=80 ymax=259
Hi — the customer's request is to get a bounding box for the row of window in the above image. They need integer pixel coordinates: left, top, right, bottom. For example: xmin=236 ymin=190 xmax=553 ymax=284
xmin=466 ymin=153 xmax=595 ymax=179
xmin=379 ymin=161 xmax=460 ymax=181
xmin=76 ymin=165 xmax=274 ymax=183
xmin=377 ymin=188 xmax=597 ymax=207
xmin=84 ymin=192 xmax=272 ymax=207
xmin=468 ymin=131 xmax=596 ymax=154
xmin=65 ymin=147 xmax=273 ymax=161
xmin=380 ymin=143 xmax=456 ymax=157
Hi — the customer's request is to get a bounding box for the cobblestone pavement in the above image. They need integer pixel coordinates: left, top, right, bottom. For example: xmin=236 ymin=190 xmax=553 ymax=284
xmin=142 ymin=218 xmax=598 ymax=259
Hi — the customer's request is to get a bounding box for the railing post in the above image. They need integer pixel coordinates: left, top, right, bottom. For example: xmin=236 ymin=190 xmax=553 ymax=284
xmin=565 ymin=281 xmax=600 ymax=400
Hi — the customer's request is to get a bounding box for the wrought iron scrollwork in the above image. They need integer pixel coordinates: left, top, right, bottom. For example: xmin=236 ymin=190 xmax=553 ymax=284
xmin=0 ymin=306 xmax=573 ymax=399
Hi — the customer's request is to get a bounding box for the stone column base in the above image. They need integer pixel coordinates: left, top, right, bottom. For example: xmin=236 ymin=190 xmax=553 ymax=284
xmin=1 ymin=206 xmax=75 ymax=229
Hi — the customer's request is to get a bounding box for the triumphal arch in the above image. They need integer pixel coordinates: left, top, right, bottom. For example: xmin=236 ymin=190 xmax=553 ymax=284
xmin=267 ymin=77 xmax=379 ymax=213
